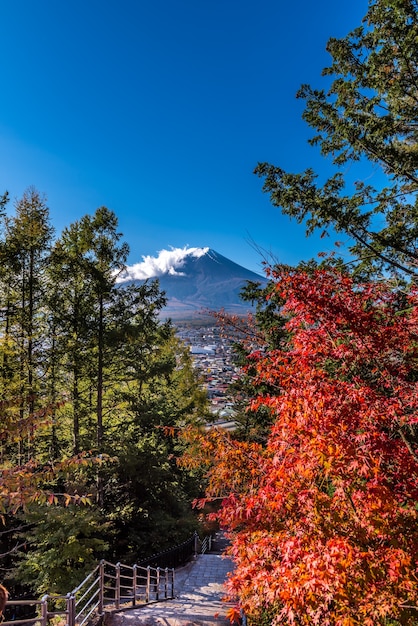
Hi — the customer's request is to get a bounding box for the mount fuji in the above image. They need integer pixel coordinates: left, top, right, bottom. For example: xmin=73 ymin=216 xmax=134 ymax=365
xmin=118 ymin=247 xmax=267 ymax=319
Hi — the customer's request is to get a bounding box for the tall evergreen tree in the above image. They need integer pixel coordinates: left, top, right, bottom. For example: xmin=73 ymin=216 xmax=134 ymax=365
xmin=0 ymin=197 xmax=209 ymax=590
xmin=103 ymin=314 xmax=209 ymax=559
xmin=2 ymin=188 xmax=53 ymax=460
xmin=47 ymin=219 xmax=98 ymax=456
xmin=255 ymin=0 xmax=418 ymax=280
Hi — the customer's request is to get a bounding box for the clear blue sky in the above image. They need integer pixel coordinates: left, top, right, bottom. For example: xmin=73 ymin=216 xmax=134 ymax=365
xmin=1 ymin=0 xmax=367 ymax=275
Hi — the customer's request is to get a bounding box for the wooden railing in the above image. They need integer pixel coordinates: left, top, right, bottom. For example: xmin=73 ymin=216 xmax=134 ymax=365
xmin=2 ymin=532 xmax=212 ymax=626
xmin=2 ymin=560 xmax=174 ymax=626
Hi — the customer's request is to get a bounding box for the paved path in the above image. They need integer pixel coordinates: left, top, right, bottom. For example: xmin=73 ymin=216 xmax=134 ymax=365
xmin=104 ymin=551 xmax=235 ymax=626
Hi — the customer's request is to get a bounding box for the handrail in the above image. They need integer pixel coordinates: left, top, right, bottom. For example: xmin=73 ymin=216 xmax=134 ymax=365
xmin=2 ymin=532 xmax=212 ymax=626
xmin=2 ymin=561 xmax=174 ymax=626
xmin=200 ymin=534 xmax=212 ymax=554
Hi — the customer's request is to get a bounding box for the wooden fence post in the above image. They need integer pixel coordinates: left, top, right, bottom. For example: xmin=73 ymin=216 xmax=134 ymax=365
xmin=66 ymin=594 xmax=76 ymax=626
xmin=115 ymin=563 xmax=121 ymax=610
xmin=98 ymin=560 xmax=105 ymax=616
xmin=164 ymin=568 xmax=168 ymax=599
xmin=132 ymin=564 xmax=137 ymax=606
xmin=40 ymin=595 xmax=48 ymax=626
xmin=156 ymin=568 xmax=160 ymax=601
xmin=146 ymin=567 xmax=151 ymax=603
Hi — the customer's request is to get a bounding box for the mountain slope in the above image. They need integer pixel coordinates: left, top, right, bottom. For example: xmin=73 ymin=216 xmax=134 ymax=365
xmin=121 ymin=248 xmax=266 ymax=319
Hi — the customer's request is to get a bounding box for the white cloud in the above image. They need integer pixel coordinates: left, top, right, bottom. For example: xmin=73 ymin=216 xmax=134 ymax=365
xmin=117 ymin=246 xmax=209 ymax=282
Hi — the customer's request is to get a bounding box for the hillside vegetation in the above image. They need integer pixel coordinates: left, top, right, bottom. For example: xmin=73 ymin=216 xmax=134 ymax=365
xmin=0 ymin=191 xmax=208 ymax=595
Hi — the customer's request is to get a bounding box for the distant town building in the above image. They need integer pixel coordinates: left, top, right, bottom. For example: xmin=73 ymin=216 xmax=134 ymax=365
xmin=175 ymin=324 xmax=239 ymax=427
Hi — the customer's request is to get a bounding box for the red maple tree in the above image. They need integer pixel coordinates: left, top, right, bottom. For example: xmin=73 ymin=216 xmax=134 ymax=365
xmin=194 ymin=267 xmax=418 ymax=625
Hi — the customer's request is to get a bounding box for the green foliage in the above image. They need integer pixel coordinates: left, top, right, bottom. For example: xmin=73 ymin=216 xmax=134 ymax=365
xmin=105 ymin=433 xmax=200 ymax=561
xmin=0 ymin=188 xmax=208 ymax=593
xmin=100 ymin=334 xmax=208 ymax=560
xmin=255 ymin=0 xmax=418 ymax=280
xmin=13 ymin=505 xmax=109 ymax=595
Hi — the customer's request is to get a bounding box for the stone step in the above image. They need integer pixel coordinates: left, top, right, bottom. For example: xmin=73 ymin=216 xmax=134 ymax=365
xmin=103 ymin=554 xmax=235 ymax=626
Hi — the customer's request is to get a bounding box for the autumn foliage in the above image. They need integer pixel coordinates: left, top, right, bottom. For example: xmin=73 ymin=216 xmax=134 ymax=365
xmin=194 ymin=267 xmax=418 ymax=625
xmin=0 ymin=399 xmax=99 ymax=516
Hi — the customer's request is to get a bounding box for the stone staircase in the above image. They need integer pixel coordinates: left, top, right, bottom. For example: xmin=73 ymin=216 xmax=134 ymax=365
xmin=104 ymin=536 xmax=235 ymax=626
